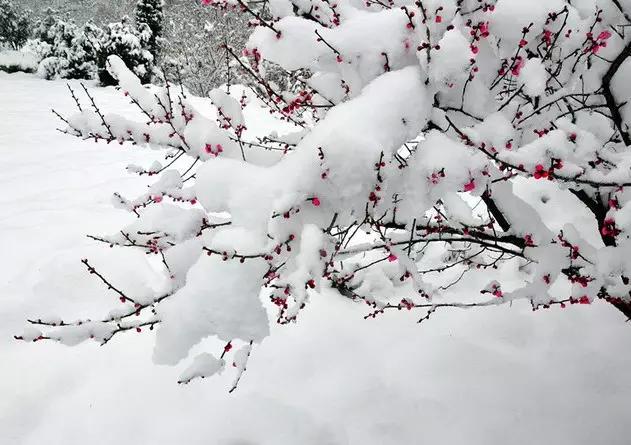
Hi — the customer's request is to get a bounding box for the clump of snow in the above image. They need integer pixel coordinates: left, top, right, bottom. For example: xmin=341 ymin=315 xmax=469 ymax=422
xmin=519 ymin=58 xmax=547 ymax=97
xmin=268 ymin=0 xmax=294 ymax=19
xmin=209 ymin=87 xmax=246 ymax=134
xmin=427 ymin=28 xmax=471 ymax=85
xmin=153 ymin=253 xmax=269 ymax=365
xmin=491 ymin=0 xmax=565 ymax=43
xmin=178 ymin=352 xmax=225 ymax=384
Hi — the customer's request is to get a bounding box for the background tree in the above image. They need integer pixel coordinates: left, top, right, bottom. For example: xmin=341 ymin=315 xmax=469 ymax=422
xmin=64 ymin=21 xmax=101 ymax=79
xmin=161 ymin=0 xmax=248 ymax=96
xmin=20 ymin=0 xmax=135 ymax=26
xmin=11 ymin=0 xmax=250 ymax=91
xmin=96 ymin=16 xmax=154 ymax=85
xmin=33 ymin=11 xmax=79 ymax=80
xmin=32 ymin=8 xmax=61 ymax=46
xmin=135 ymin=0 xmax=164 ymax=63
xmin=27 ymin=6 xmax=153 ymax=83
xmin=0 ymin=0 xmax=31 ymax=50
xmin=29 ymin=9 xmax=99 ymax=80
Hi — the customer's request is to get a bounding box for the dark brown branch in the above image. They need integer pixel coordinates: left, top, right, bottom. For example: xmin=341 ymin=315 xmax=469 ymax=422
xmin=602 ymin=40 xmax=631 ymax=146
xmin=481 ymin=192 xmax=511 ymax=232
xmin=81 ymin=259 xmax=138 ymax=305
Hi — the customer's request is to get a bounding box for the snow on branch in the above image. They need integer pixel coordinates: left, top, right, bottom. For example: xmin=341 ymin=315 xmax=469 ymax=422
xmin=24 ymin=0 xmax=631 ymax=390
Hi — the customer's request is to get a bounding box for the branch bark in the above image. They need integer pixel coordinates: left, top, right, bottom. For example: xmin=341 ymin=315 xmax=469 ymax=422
xmin=602 ymin=40 xmax=631 ymax=146
xmin=570 ymin=189 xmax=631 ymax=320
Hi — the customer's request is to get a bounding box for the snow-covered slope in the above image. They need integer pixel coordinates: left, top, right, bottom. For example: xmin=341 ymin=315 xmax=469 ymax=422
xmin=1 ymin=72 xmax=631 ymax=445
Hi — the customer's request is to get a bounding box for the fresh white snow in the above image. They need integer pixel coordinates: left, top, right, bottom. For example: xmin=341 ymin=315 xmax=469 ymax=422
xmin=0 ymin=50 xmax=38 ymax=72
xmin=2 ymin=72 xmax=631 ymax=445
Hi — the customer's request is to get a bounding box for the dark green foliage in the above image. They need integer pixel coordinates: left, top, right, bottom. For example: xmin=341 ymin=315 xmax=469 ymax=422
xmin=64 ymin=21 xmax=101 ymax=79
xmin=0 ymin=0 xmax=31 ymax=50
xmin=97 ymin=16 xmax=154 ymax=86
xmin=134 ymin=0 xmax=163 ymax=61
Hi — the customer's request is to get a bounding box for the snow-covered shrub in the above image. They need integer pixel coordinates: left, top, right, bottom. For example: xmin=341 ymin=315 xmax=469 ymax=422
xmin=29 ymin=7 xmax=153 ymax=83
xmin=63 ymin=21 xmax=101 ymax=79
xmin=28 ymin=0 xmax=631 ymax=388
xmin=0 ymin=49 xmax=38 ymax=73
xmin=0 ymin=0 xmax=31 ymax=50
xmin=36 ymin=56 xmax=67 ymax=79
xmin=34 ymin=16 xmax=78 ymax=80
xmin=32 ymin=8 xmax=67 ymax=47
xmin=135 ymin=0 xmax=164 ymax=62
xmin=22 ymin=38 xmax=53 ymax=62
xmin=31 ymin=9 xmax=98 ymax=80
xmin=97 ymin=16 xmax=154 ymax=86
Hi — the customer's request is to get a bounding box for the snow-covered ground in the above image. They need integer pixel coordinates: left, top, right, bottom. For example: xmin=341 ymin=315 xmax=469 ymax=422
xmin=2 ymin=72 xmax=631 ymax=444
xmin=0 ymin=51 xmax=38 ymax=73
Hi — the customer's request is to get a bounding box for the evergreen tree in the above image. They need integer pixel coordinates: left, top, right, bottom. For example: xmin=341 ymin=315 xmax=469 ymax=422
xmin=97 ymin=16 xmax=154 ymax=86
xmin=0 ymin=0 xmax=31 ymax=50
xmin=64 ymin=21 xmax=100 ymax=79
xmin=134 ymin=0 xmax=163 ymax=62
xmin=31 ymin=9 xmax=98 ymax=80
xmin=34 ymin=13 xmax=79 ymax=80
xmin=33 ymin=8 xmax=63 ymax=46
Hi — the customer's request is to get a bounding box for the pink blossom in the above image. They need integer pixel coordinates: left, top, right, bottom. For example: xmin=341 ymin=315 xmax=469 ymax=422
xmin=597 ymin=30 xmax=612 ymax=41
xmin=511 ymin=57 xmax=525 ymax=76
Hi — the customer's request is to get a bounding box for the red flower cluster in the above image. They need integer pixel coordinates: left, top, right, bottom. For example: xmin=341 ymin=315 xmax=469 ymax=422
xmin=429 ymin=169 xmax=445 ymax=184
xmin=205 ymin=143 xmax=224 ymax=157
xmin=533 ymin=160 xmax=562 ymax=180
xmin=282 ymin=91 xmax=313 ymax=114
xmin=601 ymin=218 xmax=620 ymax=238
xmin=586 ymin=30 xmax=612 ymax=54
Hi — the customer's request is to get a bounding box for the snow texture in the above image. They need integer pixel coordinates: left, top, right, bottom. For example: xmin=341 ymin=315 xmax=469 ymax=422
xmin=6 ymin=0 xmax=631 ymax=442
xmin=2 ymin=67 xmax=631 ymax=445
